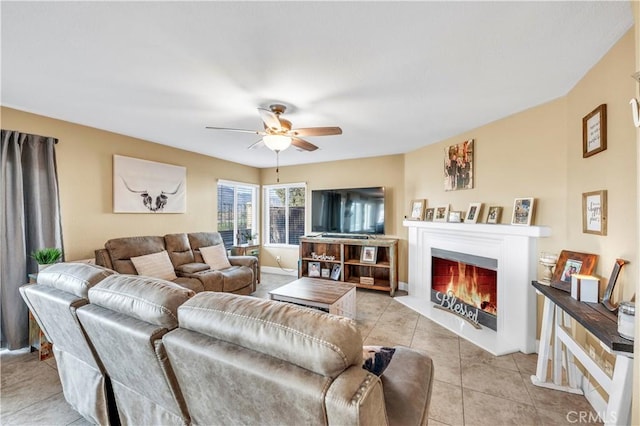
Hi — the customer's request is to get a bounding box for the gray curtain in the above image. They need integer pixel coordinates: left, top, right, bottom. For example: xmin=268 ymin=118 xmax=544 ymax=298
xmin=1 ymin=129 xmax=64 ymax=350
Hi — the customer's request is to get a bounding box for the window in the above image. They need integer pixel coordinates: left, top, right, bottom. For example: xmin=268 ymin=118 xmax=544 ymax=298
xmin=264 ymin=183 xmax=306 ymax=246
xmin=217 ymin=180 xmax=259 ymax=248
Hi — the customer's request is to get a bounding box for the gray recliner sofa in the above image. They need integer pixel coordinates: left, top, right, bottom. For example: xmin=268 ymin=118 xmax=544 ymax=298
xmin=23 ymin=263 xmax=434 ymax=425
xmin=164 ymin=292 xmax=435 ymax=425
xmin=76 ymin=274 xmax=194 ymax=425
xmin=95 ymin=231 xmax=257 ymax=294
xmin=19 ymin=263 xmax=119 ymax=425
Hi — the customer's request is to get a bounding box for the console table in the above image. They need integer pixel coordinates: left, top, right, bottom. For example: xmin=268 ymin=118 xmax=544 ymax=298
xmin=531 ymin=281 xmax=633 ymax=425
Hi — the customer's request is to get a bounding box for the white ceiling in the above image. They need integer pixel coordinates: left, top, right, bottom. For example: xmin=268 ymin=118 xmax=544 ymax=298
xmin=1 ymin=1 xmax=634 ymax=168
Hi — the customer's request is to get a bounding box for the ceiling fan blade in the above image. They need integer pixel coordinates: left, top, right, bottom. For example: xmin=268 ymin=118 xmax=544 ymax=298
xmin=247 ymin=139 xmax=265 ymax=150
xmin=291 ymin=137 xmax=319 ymax=151
xmin=290 ymin=127 xmax=342 ymax=137
xmin=257 ymin=108 xmax=282 ymax=130
xmin=205 ymin=126 xmax=265 ymax=135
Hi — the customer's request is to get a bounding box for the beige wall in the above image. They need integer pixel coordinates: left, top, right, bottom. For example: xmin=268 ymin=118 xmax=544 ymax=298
xmin=404 ymin=30 xmax=637 ymax=302
xmin=259 ymin=155 xmax=406 ymax=276
xmin=1 ymin=107 xmax=260 ymax=261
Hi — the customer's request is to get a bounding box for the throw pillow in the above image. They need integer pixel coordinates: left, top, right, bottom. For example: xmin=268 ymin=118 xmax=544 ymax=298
xmin=362 ymin=346 xmax=396 ymax=376
xmin=200 ymin=244 xmax=232 ymax=270
xmin=130 ymin=250 xmax=177 ymax=281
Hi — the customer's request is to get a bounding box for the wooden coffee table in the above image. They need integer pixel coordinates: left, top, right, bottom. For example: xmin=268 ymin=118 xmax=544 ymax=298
xmin=269 ymin=277 xmax=356 ymax=319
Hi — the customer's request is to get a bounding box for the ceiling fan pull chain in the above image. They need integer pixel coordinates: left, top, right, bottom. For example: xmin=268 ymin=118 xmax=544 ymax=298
xmin=276 ymin=151 xmax=280 ymax=183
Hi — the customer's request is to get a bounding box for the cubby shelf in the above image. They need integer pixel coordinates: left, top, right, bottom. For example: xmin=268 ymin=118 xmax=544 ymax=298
xmin=299 ymin=236 xmax=398 ymax=296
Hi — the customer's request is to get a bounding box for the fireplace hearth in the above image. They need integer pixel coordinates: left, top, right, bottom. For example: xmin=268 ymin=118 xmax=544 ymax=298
xmin=400 ymin=220 xmax=550 ymax=355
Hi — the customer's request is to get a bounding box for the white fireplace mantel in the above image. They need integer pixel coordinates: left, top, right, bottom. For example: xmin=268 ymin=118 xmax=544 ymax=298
xmin=400 ymin=220 xmax=551 ymax=355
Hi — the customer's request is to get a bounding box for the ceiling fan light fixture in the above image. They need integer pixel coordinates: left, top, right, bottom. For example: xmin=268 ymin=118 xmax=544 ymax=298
xmin=263 ymin=134 xmax=291 ymax=152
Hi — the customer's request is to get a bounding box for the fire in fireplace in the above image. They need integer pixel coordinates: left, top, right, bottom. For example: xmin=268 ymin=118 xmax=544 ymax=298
xmin=431 ymin=248 xmax=498 ymax=330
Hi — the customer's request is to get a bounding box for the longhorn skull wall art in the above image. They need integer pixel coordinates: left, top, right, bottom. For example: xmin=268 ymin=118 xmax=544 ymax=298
xmin=113 ymin=155 xmax=186 ymax=213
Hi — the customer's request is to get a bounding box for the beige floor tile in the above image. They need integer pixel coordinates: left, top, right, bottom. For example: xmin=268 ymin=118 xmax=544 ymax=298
xmin=1 ymin=391 xmax=84 ymax=426
xmin=536 ymin=404 xmax=604 ymax=425
xmin=0 ymin=353 xmax=63 ymax=414
xmin=521 ymin=372 xmax=595 ymax=413
xmin=427 ymin=351 xmax=462 ymax=387
xmin=428 ymin=380 xmax=464 ymax=426
xmin=411 ymin=328 xmax=460 ymax=358
xmin=462 ymin=388 xmax=540 ymax=426
xmin=459 ymin=338 xmax=518 ymax=372
xmin=461 ymin=361 xmax=533 ymax=405
xmin=512 ymin=351 xmax=538 ymax=375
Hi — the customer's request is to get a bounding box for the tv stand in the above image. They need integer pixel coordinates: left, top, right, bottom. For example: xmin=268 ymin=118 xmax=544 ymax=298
xmin=299 ymin=236 xmax=398 ymax=296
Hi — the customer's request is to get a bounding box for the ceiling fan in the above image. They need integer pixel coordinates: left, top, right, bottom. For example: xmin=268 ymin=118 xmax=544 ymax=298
xmin=206 ymin=104 xmax=342 ymax=153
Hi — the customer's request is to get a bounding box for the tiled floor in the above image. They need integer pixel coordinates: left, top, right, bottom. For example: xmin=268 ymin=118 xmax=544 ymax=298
xmin=1 ymin=273 xmax=600 ymax=425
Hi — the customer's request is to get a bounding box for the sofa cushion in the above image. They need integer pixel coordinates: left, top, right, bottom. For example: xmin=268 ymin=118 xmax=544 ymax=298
xmin=105 ymin=235 xmax=166 ymax=274
xmin=164 ymin=233 xmax=196 ymax=268
xmin=88 ymin=274 xmax=194 ymax=329
xmin=200 ymin=244 xmax=232 ymax=270
xmin=175 ymin=263 xmax=210 ymax=274
xmin=37 ymin=262 xmax=116 ymax=298
xmin=177 ymin=292 xmax=363 ymax=377
xmin=131 ymin=250 xmax=177 ymax=281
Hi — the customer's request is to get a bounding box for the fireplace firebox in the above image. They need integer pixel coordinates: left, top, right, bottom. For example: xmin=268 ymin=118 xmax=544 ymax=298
xmin=431 ymin=248 xmax=497 ymax=330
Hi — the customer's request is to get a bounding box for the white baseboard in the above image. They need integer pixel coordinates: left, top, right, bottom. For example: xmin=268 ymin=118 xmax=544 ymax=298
xmin=261 ymin=266 xmax=297 ymax=276
xmin=399 ymin=281 xmax=408 ymax=292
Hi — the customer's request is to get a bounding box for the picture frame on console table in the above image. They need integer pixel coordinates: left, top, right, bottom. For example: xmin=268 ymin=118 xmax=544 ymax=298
xmin=550 ymin=250 xmax=598 ymax=292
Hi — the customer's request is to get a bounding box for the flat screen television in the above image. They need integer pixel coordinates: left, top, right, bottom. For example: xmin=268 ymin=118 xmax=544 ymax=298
xmin=311 ymin=187 xmax=385 ymax=235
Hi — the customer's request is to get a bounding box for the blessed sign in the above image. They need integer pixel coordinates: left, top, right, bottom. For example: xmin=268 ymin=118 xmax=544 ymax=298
xmin=433 ymin=290 xmax=481 ymax=329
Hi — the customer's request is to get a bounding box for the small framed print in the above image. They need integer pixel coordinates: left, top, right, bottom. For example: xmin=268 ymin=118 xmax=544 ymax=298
xmin=321 ymin=268 xmax=331 ymax=278
xmin=464 ymin=203 xmax=482 ymax=223
xmin=511 ymin=198 xmax=535 ymax=226
xmin=434 ymin=205 xmax=449 ymax=222
xmin=448 ymin=211 xmax=462 ymax=223
xmin=486 ymin=206 xmax=502 ymax=224
xmin=583 ymin=104 xmax=607 ymax=158
xmin=582 ymin=190 xmax=607 ymax=235
xmin=361 ymin=246 xmax=378 ymax=264
xmin=308 ymin=262 xmax=321 ymax=277
xmin=409 ymin=199 xmax=426 ymax=220
xmin=330 ymin=264 xmax=341 ymax=280
xmin=424 ymin=208 xmax=435 ymax=222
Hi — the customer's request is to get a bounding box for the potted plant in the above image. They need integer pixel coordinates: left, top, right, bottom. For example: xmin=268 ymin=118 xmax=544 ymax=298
xmin=241 ymin=230 xmax=258 ymax=245
xmin=31 ymin=247 xmax=63 ymax=272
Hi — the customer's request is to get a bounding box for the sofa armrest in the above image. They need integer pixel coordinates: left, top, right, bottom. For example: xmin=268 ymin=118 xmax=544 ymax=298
xmin=228 ymin=255 xmax=257 ymax=268
xmin=381 ymin=346 xmax=434 ymax=426
xmin=325 ymin=365 xmax=388 ymax=426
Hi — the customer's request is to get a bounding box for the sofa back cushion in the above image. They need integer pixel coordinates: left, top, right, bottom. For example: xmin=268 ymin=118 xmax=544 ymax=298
xmin=187 ymin=232 xmax=224 ymax=263
xmin=104 ymin=236 xmax=166 ymax=274
xmin=130 ymin=250 xmax=177 ymax=281
xmin=177 ymin=292 xmax=362 ymax=377
xmin=199 ymin=244 xmax=232 ymax=270
xmin=163 ymin=233 xmax=195 ymax=268
xmin=88 ymin=274 xmax=194 ymax=329
xmin=37 ymin=262 xmax=116 ymax=298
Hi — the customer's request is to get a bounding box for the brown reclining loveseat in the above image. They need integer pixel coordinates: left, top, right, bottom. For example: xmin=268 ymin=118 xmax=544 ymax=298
xmin=95 ymin=231 xmax=257 ymax=294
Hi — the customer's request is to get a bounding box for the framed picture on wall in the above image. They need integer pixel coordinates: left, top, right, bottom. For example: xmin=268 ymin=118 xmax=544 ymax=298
xmin=444 ymin=139 xmax=474 ymax=191
xmin=582 ymin=190 xmax=607 ymax=235
xmin=582 ymin=104 xmax=607 ymax=158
